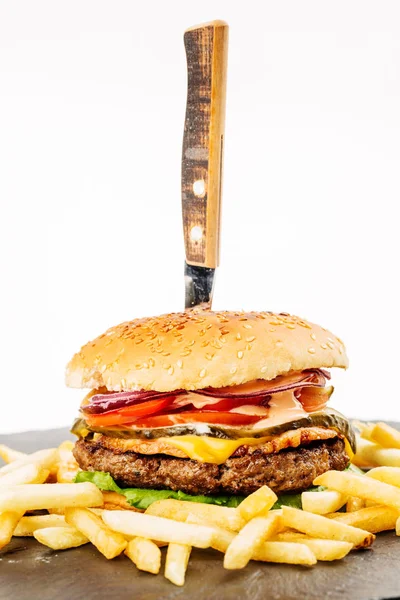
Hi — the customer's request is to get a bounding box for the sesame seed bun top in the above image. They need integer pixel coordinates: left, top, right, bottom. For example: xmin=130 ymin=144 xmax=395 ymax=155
xmin=66 ymin=309 xmax=348 ymax=392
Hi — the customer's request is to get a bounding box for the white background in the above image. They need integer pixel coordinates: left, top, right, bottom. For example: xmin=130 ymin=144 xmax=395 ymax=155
xmin=0 ymin=1 xmax=399 ymax=433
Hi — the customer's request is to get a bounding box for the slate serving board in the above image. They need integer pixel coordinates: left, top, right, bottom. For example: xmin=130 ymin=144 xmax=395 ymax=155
xmin=1 ymin=426 xmax=400 ymax=600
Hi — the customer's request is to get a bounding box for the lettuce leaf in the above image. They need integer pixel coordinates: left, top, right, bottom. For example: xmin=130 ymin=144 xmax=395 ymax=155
xmin=75 ymin=471 xmax=305 ymax=510
xmin=75 ymin=463 xmax=363 ymax=511
xmin=75 ymin=471 xmax=244 ymax=509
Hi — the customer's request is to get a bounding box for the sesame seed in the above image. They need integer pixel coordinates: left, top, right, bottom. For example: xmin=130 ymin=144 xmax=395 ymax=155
xmin=205 ymin=353 xmax=214 ymax=361
xmin=327 ymin=337 xmax=335 ymax=344
xmin=327 ymin=341 xmax=335 ymax=349
xmin=210 ymin=339 xmax=223 ymax=349
xmin=176 ymin=359 xmax=183 ymax=368
xmin=246 ymin=344 xmax=252 ymax=351
xmin=236 ymin=333 xmax=242 ymax=340
xmin=230 ymin=366 xmax=237 ymax=374
xmin=199 ymin=369 xmax=207 ymax=378
xmin=308 ymin=347 xmax=316 ymax=354
xmin=243 ymin=324 xmax=252 ymax=329
xmin=162 ymin=363 xmax=171 ymax=370
xmin=201 ymin=340 xmax=209 ymax=347
xmin=310 ymin=333 xmax=317 ymax=340
xmin=269 ymin=328 xmax=276 ymax=332
xmin=168 ymin=367 xmax=174 ymax=375
xmin=188 ymin=340 xmax=195 ymax=347
xmin=320 ymin=343 xmax=328 ymax=349
xmin=237 ymin=351 xmax=244 ymax=359
xmin=260 ymin=366 xmax=268 ymax=373
xmin=246 ymin=336 xmax=256 ymax=342
xmin=135 ymin=363 xmax=143 ymax=370
xmin=161 ymin=351 xmax=171 ymax=357
xmin=181 ymin=350 xmax=191 ymax=357
xmin=143 ymin=362 xmax=149 ymax=369
xmin=148 ymin=358 xmax=155 ymax=367
xmin=286 ymin=324 xmax=296 ymax=330
xmin=135 ymin=338 xmax=144 ymax=344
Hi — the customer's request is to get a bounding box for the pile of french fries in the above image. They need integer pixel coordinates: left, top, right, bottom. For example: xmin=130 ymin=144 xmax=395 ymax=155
xmin=353 ymin=421 xmax=400 ymax=468
xmin=1 ymin=429 xmax=400 ymax=588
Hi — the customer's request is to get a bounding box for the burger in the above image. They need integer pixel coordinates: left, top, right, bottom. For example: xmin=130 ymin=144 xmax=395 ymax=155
xmin=68 ymin=309 xmax=356 ymax=510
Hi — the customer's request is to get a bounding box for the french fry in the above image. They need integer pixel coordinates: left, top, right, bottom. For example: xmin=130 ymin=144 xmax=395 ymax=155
xmin=314 ymin=470 xmax=400 ymax=512
xmin=396 ymin=516 xmax=400 ymax=536
xmin=57 ymin=463 xmax=80 ymax=484
xmin=14 ymin=514 xmax=68 ymax=536
xmin=146 ymin=499 xmax=244 ymax=532
xmin=125 ymin=537 xmax=161 ymax=574
xmin=346 ymin=497 xmax=365 ymax=512
xmin=102 ymin=492 xmax=137 ymax=511
xmin=0 ymin=448 xmax=58 ymax=477
xmin=65 ymin=507 xmax=127 ymax=559
xmin=165 ymin=543 xmax=191 ymax=586
xmin=281 ymin=506 xmax=374 ymax=549
xmin=301 ymin=490 xmax=347 ymax=515
xmin=34 ymin=527 xmax=88 ymax=550
xmin=57 ymin=440 xmax=75 ymax=459
xmin=273 ymin=531 xmax=353 ymax=561
xmin=352 ymin=421 xmax=375 ymax=441
xmin=0 ymin=445 xmax=27 ymax=464
xmin=185 ymin=513 xmax=235 ymax=553
xmin=367 ymin=467 xmax=400 ymax=488
xmin=0 ymin=463 xmax=49 ymax=486
xmin=253 ymin=541 xmax=316 ymax=565
xmin=0 ymin=511 xmax=24 ymax=549
xmin=102 ymin=510 xmax=215 ymax=549
xmin=224 ymin=512 xmax=281 ymax=570
xmin=48 ymin=507 xmax=66 ymax=515
xmin=56 ymin=441 xmax=79 ymax=483
xmin=237 ymin=486 xmax=277 ymax=522
xmin=328 ymin=506 xmax=399 ymax=533
xmin=370 ymin=423 xmax=400 ymax=450
xmin=353 ymin=437 xmax=400 ymax=468
xmin=0 ymin=482 xmax=103 ymax=512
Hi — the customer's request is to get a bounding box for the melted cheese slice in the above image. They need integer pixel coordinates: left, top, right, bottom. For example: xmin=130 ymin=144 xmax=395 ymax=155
xmin=95 ymin=427 xmax=353 ymax=465
xmin=159 ymin=435 xmax=271 ymax=464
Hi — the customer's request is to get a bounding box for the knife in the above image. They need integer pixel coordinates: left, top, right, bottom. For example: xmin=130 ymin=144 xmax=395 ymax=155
xmin=181 ymin=20 xmax=229 ymax=309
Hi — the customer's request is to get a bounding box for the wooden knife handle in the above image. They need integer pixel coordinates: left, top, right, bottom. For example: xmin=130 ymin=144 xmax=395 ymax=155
xmin=182 ymin=20 xmax=229 ymax=268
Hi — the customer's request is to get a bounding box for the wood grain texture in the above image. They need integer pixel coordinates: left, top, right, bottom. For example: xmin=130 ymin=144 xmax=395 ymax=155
xmin=182 ymin=21 xmax=228 ymax=268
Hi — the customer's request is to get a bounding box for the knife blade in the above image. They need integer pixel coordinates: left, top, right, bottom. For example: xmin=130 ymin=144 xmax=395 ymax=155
xmin=181 ymin=20 xmax=229 ymax=309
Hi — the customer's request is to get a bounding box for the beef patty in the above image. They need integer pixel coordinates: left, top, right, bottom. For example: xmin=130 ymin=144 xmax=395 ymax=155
xmin=74 ymin=436 xmax=349 ymax=496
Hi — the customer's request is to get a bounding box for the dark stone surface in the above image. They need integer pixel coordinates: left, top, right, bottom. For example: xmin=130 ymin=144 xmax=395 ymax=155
xmin=1 ymin=426 xmax=400 ymax=600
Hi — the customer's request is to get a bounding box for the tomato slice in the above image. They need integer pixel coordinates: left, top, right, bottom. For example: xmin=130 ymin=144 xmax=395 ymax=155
xmin=85 ymin=397 xmax=174 ymax=427
xmin=129 ymin=411 xmax=262 ymax=428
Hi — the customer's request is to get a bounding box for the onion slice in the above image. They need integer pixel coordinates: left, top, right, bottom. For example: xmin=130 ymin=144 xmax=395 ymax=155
xmin=196 ymin=369 xmax=329 ymax=398
xmin=82 ymin=390 xmax=183 ymax=415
